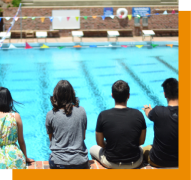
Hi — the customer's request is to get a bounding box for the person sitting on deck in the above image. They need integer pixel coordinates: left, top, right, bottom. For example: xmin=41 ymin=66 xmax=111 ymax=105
xmin=142 ymin=78 xmax=178 ymax=167
xmin=90 ymin=80 xmax=147 ymax=169
xmin=0 ymin=87 xmax=34 ymax=169
xmin=46 ymin=80 xmax=89 ymax=169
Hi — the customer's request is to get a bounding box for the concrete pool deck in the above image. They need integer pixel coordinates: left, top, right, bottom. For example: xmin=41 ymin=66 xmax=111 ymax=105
xmin=27 ymin=160 xmax=178 ymax=169
xmin=2 ymin=36 xmax=178 ymax=44
xmin=26 ymin=160 xmax=159 ymax=169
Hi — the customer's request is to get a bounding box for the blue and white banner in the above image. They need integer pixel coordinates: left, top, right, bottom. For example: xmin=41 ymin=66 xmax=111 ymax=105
xmin=0 ymin=3 xmax=22 ymax=48
xmin=132 ymin=7 xmax=151 ymax=17
xmin=103 ymin=7 xmax=113 ymax=16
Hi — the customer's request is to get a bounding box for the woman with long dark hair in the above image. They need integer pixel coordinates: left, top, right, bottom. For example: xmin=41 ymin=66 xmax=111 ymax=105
xmin=46 ymin=80 xmax=88 ymax=169
xmin=0 ymin=87 xmax=34 ymax=169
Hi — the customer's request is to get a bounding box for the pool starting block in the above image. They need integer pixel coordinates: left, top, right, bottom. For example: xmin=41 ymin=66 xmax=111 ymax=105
xmin=72 ymin=31 xmax=84 ymax=42
xmin=107 ymin=31 xmax=120 ymax=42
xmin=142 ymin=30 xmax=155 ymax=41
xmin=36 ymin=31 xmax=48 ymax=42
xmin=0 ymin=32 xmax=11 ymax=43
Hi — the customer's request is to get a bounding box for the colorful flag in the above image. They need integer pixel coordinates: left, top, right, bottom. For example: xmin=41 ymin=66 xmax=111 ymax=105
xmin=101 ymin=15 xmax=105 ymax=20
xmin=9 ymin=44 xmax=16 ymax=49
xmin=25 ymin=42 xmax=32 ymax=49
xmin=121 ymin=45 xmax=128 ymax=48
xmin=58 ymin=46 xmax=65 ymax=49
xmin=135 ymin=45 xmax=143 ymax=48
xmin=83 ymin=16 xmax=88 ymax=20
xmin=110 ymin=15 xmax=115 ymax=19
xmin=166 ymin=44 xmax=173 ymax=48
xmin=67 ymin=17 xmax=70 ymax=21
xmin=75 ymin=17 xmax=79 ymax=21
xmin=0 ymin=17 xmax=2 ymax=22
xmin=41 ymin=44 xmax=49 ymax=48
xmin=151 ymin=44 xmax=159 ymax=48
xmin=15 ymin=17 xmax=19 ymax=21
xmin=92 ymin=16 xmax=97 ymax=19
xmin=119 ymin=15 xmax=123 ymax=19
xmin=172 ymin=9 xmax=176 ymax=14
xmin=89 ymin=45 xmax=97 ymax=48
xmin=23 ymin=17 xmax=27 ymax=19
xmin=5 ymin=17 xmax=11 ymax=21
xmin=58 ymin=17 xmax=62 ymax=22
xmin=127 ymin=15 xmax=132 ymax=20
xmin=41 ymin=17 xmax=45 ymax=23
xmin=31 ymin=17 xmax=36 ymax=20
xmin=73 ymin=45 xmax=82 ymax=48
xmin=49 ymin=17 xmax=54 ymax=22
xmin=155 ymin=13 xmax=159 ymax=15
xmin=163 ymin=10 xmax=168 ymax=15
xmin=136 ymin=14 xmax=141 ymax=18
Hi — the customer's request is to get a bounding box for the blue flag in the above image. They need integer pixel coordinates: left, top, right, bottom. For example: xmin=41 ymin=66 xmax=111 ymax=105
xmin=89 ymin=45 xmax=97 ymax=48
xmin=101 ymin=15 xmax=105 ymax=20
xmin=49 ymin=17 xmax=54 ymax=22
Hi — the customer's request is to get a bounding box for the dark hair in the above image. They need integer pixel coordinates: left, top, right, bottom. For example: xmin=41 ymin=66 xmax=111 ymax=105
xmin=0 ymin=87 xmax=20 ymax=113
xmin=112 ymin=80 xmax=130 ymax=103
xmin=162 ymin=78 xmax=178 ymax=100
xmin=50 ymin=80 xmax=79 ymax=115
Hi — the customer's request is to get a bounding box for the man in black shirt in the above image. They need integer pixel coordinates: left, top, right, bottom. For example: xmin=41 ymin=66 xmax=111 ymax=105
xmin=142 ymin=78 xmax=178 ymax=167
xmin=90 ymin=80 xmax=147 ymax=169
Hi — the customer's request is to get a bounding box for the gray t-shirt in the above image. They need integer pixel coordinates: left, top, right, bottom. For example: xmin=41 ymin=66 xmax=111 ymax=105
xmin=46 ymin=106 xmax=88 ymax=165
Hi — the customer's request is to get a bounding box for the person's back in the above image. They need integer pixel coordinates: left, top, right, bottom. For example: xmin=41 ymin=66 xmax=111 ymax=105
xmin=143 ymin=78 xmax=178 ymax=167
xmin=46 ymin=80 xmax=88 ymax=169
xmin=0 ymin=112 xmax=25 ymax=169
xmin=90 ymin=80 xmax=146 ymax=169
xmin=0 ymin=87 xmax=34 ymax=169
xmin=97 ymin=107 xmax=146 ymax=163
xmin=148 ymin=105 xmax=178 ymax=167
xmin=46 ymin=107 xmax=88 ymax=165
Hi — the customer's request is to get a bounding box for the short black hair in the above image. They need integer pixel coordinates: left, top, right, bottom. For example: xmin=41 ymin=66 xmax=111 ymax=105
xmin=112 ymin=80 xmax=130 ymax=103
xmin=0 ymin=87 xmax=19 ymax=113
xmin=162 ymin=78 xmax=178 ymax=100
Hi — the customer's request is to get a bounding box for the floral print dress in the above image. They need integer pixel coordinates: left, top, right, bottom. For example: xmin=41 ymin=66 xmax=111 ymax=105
xmin=0 ymin=113 xmax=26 ymax=169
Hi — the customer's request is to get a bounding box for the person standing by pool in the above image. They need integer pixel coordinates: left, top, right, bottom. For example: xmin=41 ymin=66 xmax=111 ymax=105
xmin=0 ymin=87 xmax=34 ymax=169
xmin=90 ymin=80 xmax=147 ymax=169
xmin=142 ymin=78 xmax=178 ymax=167
xmin=46 ymin=80 xmax=89 ymax=169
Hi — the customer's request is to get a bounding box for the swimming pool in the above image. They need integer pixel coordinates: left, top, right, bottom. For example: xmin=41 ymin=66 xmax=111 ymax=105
xmin=0 ymin=42 xmax=178 ymax=161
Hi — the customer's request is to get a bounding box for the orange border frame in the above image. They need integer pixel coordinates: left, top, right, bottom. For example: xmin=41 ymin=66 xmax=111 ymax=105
xmin=13 ymin=11 xmax=191 ymax=180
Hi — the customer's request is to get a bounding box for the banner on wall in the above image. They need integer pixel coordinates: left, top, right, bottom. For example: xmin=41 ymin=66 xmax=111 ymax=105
xmin=103 ymin=7 xmax=114 ymax=16
xmin=132 ymin=7 xmax=151 ymax=17
xmin=52 ymin=10 xmax=80 ymax=29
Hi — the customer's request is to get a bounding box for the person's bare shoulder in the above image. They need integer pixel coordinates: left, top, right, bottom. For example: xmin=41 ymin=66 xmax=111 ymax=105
xmin=15 ymin=113 xmax=22 ymax=124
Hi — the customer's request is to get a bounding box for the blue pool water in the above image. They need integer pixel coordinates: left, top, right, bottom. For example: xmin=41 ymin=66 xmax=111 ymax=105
xmin=0 ymin=45 xmax=178 ymax=161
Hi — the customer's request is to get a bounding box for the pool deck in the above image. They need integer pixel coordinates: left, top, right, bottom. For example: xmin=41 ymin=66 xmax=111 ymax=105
xmin=27 ymin=160 xmax=178 ymax=169
xmin=3 ymin=36 xmax=178 ymax=44
xmin=27 ymin=160 xmax=158 ymax=169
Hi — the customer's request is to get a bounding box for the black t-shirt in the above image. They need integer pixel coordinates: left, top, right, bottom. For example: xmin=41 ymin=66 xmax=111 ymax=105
xmin=96 ymin=108 xmax=146 ymax=163
xmin=148 ymin=106 xmax=178 ymax=167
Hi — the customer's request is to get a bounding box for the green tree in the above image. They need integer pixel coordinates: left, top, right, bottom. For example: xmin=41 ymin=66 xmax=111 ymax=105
xmin=12 ymin=0 xmax=21 ymax=7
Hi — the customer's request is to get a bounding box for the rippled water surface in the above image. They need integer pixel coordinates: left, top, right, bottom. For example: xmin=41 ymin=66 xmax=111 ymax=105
xmin=0 ymin=46 xmax=178 ymax=160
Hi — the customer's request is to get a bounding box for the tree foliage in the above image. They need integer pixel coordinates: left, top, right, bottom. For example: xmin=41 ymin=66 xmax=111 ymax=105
xmin=12 ymin=0 xmax=21 ymax=7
